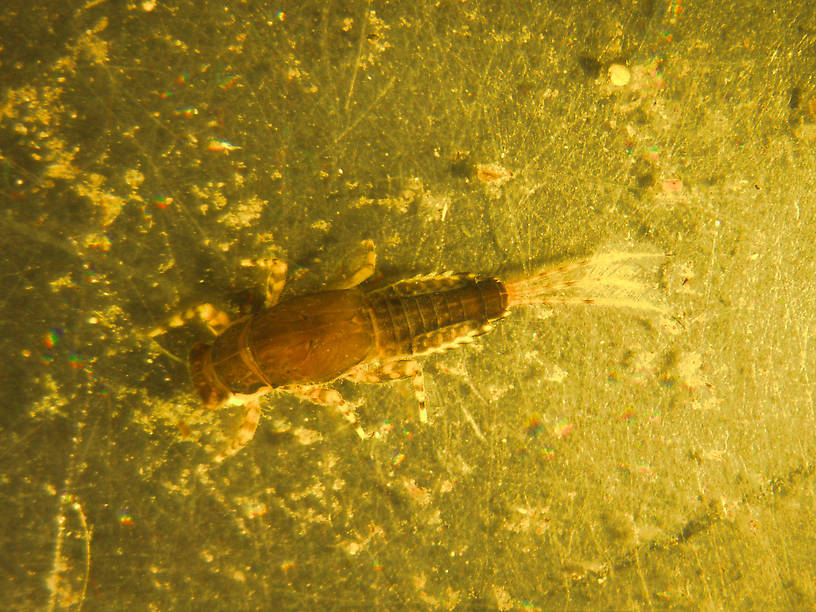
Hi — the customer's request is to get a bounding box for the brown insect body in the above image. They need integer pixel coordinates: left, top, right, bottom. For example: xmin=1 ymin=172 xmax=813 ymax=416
xmin=189 ymin=276 xmax=509 ymax=410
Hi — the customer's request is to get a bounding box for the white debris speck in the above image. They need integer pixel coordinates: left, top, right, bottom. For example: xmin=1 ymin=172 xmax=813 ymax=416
xmin=608 ymin=64 xmax=631 ymax=87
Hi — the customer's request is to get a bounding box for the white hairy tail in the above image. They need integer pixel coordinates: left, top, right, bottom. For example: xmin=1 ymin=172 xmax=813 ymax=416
xmin=504 ymin=251 xmax=667 ymax=314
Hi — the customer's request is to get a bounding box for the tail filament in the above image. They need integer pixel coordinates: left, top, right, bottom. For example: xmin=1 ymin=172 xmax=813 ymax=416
xmin=504 ymin=251 xmax=667 ymax=314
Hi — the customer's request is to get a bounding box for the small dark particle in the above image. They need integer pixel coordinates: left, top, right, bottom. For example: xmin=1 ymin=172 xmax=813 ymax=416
xmin=449 ymin=153 xmax=474 ymax=178
xmin=577 ymin=55 xmax=603 ymax=79
xmin=637 ymin=172 xmax=656 ymax=189
xmin=789 ymin=86 xmax=801 ymax=110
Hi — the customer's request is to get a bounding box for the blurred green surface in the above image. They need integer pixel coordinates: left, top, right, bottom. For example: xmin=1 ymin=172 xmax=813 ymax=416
xmin=2 ymin=1 xmax=816 ymax=609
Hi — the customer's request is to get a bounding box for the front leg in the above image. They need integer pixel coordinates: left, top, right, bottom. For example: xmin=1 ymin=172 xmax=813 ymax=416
xmin=148 ymin=256 xmax=288 ymax=339
xmin=213 ymin=389 xmax=269 ymax=462
xmin=148 ymin=302 xmax=233 ymax=338
xmin=329 ymin=239 xmax=377 ymax=289
xmin=240 ymin=257 xmax=288 ymax=307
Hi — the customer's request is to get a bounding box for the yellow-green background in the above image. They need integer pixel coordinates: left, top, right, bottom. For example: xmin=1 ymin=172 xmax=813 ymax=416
xmin=2 ymin=1 xmax=815 ymax=609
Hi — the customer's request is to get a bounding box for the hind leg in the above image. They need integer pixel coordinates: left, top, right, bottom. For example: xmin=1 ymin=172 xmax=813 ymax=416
xmin=344 ymin=359 xmax=428 ymax=424
xmin=286 ymin=385 xmax=368 ymax=440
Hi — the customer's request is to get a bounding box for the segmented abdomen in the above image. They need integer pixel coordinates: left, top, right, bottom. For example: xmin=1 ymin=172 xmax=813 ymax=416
xmin=364 ymin=275 xmax=509 ymax=358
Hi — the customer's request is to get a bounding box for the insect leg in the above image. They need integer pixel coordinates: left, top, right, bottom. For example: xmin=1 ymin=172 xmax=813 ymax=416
xmin=330 ymin=239 xmax=376 ymax=289
xmin=344 ymin=359 xmax=428 ymax=424
xmin=287 ymin=386 xmax=368 ymax=440
xmin=148 ymin=302 xmax=232 ymax=338
xmin=213 ymin=391 xmax=266 ymax=462
xmin=150 ymin=256 xmax=289 ymax=339
xmin=240 ymin=257 xmax=288 ymax=307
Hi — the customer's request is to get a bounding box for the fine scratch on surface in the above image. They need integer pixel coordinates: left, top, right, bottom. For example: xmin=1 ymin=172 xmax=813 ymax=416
xmin=334 ymin=75 xmax=396 ymax=145
xmin=344 ymin=0 xmax=373 ymax=114
xmin=460 ymin=402 xmax=486 ymax=442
